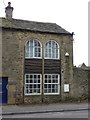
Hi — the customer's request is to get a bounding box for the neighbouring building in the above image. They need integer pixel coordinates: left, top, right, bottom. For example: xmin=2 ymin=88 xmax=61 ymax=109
xmin=0 ymin=3 xmax=88 ymax=104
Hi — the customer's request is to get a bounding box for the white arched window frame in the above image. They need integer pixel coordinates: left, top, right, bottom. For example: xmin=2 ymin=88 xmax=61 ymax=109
xmin=44 ymin=40 xmax=60 ymax=59
xmin=25 ymin=39 xmax=42 ymax=58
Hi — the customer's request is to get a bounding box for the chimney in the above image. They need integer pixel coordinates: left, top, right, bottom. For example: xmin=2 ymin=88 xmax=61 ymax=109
xmin=5 ymin=2 xmax=14 ymax=19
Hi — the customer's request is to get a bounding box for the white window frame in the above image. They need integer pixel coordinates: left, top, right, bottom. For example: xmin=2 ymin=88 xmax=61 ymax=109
xmin=44 ymin=74 xmax=60 ymax=95
xmin=25 ymin=74 xmax=42 ymax=95
xmin=44 ymin=40 xmax=60 ymax=59
xmin=25 ymin=39 xmax=42 ymax=59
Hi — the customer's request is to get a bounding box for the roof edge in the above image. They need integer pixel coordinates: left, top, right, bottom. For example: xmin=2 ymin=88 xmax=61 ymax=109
xmin=1 ymin=26 xmax=72 ymax=35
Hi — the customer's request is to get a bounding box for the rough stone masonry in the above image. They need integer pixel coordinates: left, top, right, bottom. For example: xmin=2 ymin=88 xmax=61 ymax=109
xmin=0 ymin=3 xmax=89 ymax=104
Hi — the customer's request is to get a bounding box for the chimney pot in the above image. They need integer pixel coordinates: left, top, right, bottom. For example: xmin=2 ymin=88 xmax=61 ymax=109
xmin=8 ymin=2 xmax=11 ymax=6
xmin=5 ymin=2 xmax=14 ymax=19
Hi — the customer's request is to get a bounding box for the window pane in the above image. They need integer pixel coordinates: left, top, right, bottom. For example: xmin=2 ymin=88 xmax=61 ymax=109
xmin=26 ymin=75 xmax=29 ymax=78
xmin=38 ymin=79 xmax=40 ymax=83
xmin=35 ymin=48 xmax=38 ymax=52
xmin=34 ymin=85 xmax=36 ymax=88
xmin=38 ymin=85 xmax=40 ymax=88
xmin=26 ymin=84 xmax=28 ymax=88
xmin=56 ymin=54 xmax=58 ymax=58
xmin=30 ymin=89 xmax=32 ymax=93
xmin=52 ymin=89 xmax=55 ymax=93
xmin=30 ymin=80 xmax=33 ymax=83
xmin=48 ymin=84 xmax=51 ymax=88
xmin=44 ymin=89 xmax=47 ymax=93
xmin=45 ymin=79 xmax=47 ymax=83
xmin=35 ymin=53 xmax=37 ymax=57
xmin=37 ymin=42 xmax=40 ymax=47
xmin=38 ymin=48 xmax=41 ymax=52
xmin=38 ymin=75 xmax=40 ymax=78
xmin=26 ymin=80 xmax=28 ymax=83
xmin=38 ymin=53 xmax=41 ymax=57
xmin=25 ymin=46 xmax=29 ymax=57
xmin=45 ymin=47 xmax=47 ymax=52
xmin=52 ymin=42 xmax=55 ymax=48
xmin=37 ymin=89 xmax=40 ymax=93
xmin=48 ymin=89 xmax=51 ymax=93
xmin=30 ymin=75 xmax=33 ymax=79
xmin=30 ymin=46 xmax=33 ymax=57
xmin=44 ymin=84 xmax=47 ymax=88
xmin=30 ymin=40 xmax=33 ymax=47
xmin=34 ymin=79 xmax=37 ymax=83
xmin=34 ymin=41 xmax=38 ymax=46
xmin=30 ymin=85 xmax=32 ymax=88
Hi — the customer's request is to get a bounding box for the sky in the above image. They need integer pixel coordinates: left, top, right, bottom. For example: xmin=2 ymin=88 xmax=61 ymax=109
xmin=0 ymin=0 xmax=88 ymax=66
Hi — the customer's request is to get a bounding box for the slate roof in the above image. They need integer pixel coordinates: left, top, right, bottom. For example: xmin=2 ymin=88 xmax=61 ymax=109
xmin=0 ymin=17 xmax=72 ymax=35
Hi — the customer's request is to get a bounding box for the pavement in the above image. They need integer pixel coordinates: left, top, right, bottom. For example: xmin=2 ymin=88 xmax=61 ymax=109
xmin=1 ymin=102 xmax=89 ymax=115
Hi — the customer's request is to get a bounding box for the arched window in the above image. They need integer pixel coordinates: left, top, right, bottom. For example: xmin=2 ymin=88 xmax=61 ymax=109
xmin=25 ymin=39 xmax=42 ymax=58
xmin=45 ymin=40 xmax=59 ymax=59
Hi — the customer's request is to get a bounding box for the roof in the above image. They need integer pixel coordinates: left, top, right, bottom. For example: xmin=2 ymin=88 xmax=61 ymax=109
xmin=0 ymin=17 xmax=72 ymax=35
xmin=78 ymin=63 xmax=87 ymax=68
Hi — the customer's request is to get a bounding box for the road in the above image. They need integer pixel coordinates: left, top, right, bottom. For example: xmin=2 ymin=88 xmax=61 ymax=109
xmin=2 ymin=110 xmax=88 ymax=118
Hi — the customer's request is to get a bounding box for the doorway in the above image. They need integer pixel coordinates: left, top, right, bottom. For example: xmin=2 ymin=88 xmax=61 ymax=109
xmin=0 ymin=77 xmax=8 ymax=104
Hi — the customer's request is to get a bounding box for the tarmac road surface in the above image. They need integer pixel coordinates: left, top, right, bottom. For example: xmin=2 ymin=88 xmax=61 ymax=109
xmin=2 ymin=110 xmax=88 ymax=118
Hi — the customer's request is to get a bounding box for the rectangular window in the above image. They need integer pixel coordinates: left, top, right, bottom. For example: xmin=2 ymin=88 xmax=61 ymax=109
xmin=44 ymin=74 xmax=60 ymax=95
xmin=25 ymin=74 xmax=42 ymax=95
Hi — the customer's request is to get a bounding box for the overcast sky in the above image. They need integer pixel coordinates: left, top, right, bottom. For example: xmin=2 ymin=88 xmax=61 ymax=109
xmin=0 ymin=0 xmax=88 ymax=66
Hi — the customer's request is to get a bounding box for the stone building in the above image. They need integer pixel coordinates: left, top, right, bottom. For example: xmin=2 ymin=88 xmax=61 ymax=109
xmin=0 ymin=3 xmax=88 ymax=104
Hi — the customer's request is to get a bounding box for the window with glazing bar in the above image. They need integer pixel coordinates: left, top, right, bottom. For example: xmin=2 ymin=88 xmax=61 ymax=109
xmin=45 ymin=40 xmax=59 ymax=59
xmin=25 ymin=74 xmax=42 ymax=95
xmin=44 ymin=74 xmax=60 ymax=95
xmin=25 ymin=39 xmax=42 ymax=58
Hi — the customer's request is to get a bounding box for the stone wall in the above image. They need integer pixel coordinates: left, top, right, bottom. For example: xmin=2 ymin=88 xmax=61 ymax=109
xmin=2 ymin=27 xmax=89 ymax=104
xmin=73 ymin=67 xmax=88 ymax=101
xmin=2 ymin=30 xmax=24 ymax=104
xmin=2 ymin=28 xmax=73 ymax=104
